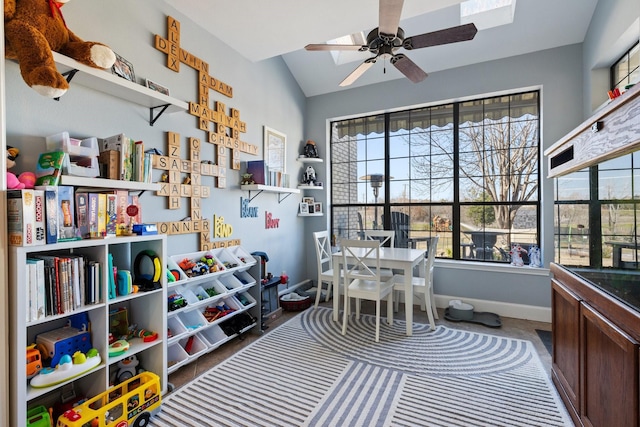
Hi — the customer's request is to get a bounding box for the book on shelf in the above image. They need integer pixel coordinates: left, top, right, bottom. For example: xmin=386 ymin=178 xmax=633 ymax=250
xmin=34 ymin=151 xmax=66 ymax=186
xmin=246 ymin=160 xmax=266 ymax=185
xmin=7 ymin=189 xmax=46 ymax=246
xmin=101 ymin=133 xmax=134 ymax=181
xmin=75 ymin=192 xmax=90 ymax=239
xmin=106 ymin=193 xmax=118 ymax=237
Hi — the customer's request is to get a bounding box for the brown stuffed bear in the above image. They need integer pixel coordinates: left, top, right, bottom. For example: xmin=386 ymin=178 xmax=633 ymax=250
xmin=4 ymin=0 xmax=116 ymax=98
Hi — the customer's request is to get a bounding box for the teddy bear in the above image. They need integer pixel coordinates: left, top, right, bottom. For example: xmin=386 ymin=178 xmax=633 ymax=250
xmin=4 ymin=0 xmax=116 ymax=98
xmin=6 ymin=145 xmax=25 ymax=189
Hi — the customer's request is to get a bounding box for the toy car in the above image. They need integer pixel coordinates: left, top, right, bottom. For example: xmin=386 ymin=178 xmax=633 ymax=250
xmin=168 ymin=293 xmax=187 ymax=311
xmin=26 ymin=344 xmax=42 ymax=379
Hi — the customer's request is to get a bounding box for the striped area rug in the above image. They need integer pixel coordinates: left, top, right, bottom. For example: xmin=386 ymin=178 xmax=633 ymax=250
xmin=150 ymin=307 xmax=571 ymax=427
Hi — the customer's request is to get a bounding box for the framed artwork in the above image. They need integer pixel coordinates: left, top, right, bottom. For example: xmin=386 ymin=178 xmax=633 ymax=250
xmin=264 ymin=126 xmax=286 ymax=173
xmin=299 ymin=202 xmax=309 ymax=214
xmin=308 ymin=204 xmax=315 ymax=214
xmin=303 ymin=197 xmax=315 ymax=205
xmin=314 ymin=202 xmax=322 ymax=214
xmin=112 ymin=53 xmax=136 ymax=82
xmin=146 ymin=79 xmax=170 ymax=95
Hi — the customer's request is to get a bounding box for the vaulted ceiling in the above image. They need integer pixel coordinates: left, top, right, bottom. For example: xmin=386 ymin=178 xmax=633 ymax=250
xmin=163 ymin=0 xmax=599 ymax=97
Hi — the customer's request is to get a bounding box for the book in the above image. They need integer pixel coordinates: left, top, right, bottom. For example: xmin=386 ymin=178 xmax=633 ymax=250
xmin=106 ymin=193 xmax=118 ymax=237
xmin=33 ymin=190 xmax=46 ymax=246
xmin=101 ymin=133 xmax=133 ymax=181
xmin=246 ymin=160 xmax=266 ymax=185
xmin=26 ymin=260 xmax=37 ymax=321
xmin=87 ymin=193 xmax=100 ymax=238
xmin=7 ymin=189 xmax=36 ymax=246
xmin=134 ymin=140 xmax=144 ymax=182
xmin=115 ymin=190 xmax=129 ymax=235
xmin=75 ymin=192 xmax=90 ymax=238
xmin=35 ymin=151 xmax=66 ymax=186
xmin=36 ymin=185 xmax=78 ymax=242
xmin=97 ymin=193 xmax=107 ymax=238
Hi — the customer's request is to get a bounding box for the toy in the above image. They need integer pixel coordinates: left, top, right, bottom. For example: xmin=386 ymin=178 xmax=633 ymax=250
xmin=26 ymin=343 xmax=43 ymax=379
xmin=509 ymin=244 xmax=525 ymax=267
xmin=108 ymin=340 xmax=129 ymax=357
xmin=30 ymin=348 xmax=100 ymax=388
xmin=240 ymin=172 xmax=254 ymax=185
xmin=18 ymin=171 xmax=36 ymax=188
xmin=303 ymin=139 xmax=319 ymax=158
xmin=115 ymin=355 xmax=143 ymax=384
xmin=26 ymin=405 xmax=52 ymax=427
xmin=4 ymin=0 xmax=116 ymax=98
xmin=302 ymin=165 xmax=317 ymax=185
xmin=168 ymin=293 xmax=187 ymax=311
xmin=528 ymin=245 xmax=543 ymax=268
xmin=6 ymin=145 xmax=25 ymax=189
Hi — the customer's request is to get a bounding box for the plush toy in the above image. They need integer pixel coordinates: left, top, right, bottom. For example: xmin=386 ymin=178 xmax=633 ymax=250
xmin=6 ymin=145 xmax=26 ymax=189
xmin=4 ymin=0 xmax=116 ymax=98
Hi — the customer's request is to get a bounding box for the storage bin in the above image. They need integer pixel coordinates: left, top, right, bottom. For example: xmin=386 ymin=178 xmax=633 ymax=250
xmin=167 ymin=343 xmax=189 ymax=371
xmin=233 ymin=270 xmax=256 ymax=288
xmin=229 ymin=246 xmax=256 ymax=266
xmin=177 ymin=310 xmax=206 ymax=332
xmin=211 ymin=247 xmax=242 ymax=270
xmin=218 ymin=274 xmax=244 ymax=294
xmin=46 ymin=132 xmax=99 ymax=158
xmin=180 ymin=334 xmax=206 ymax=359
xmin=198 ymin=325 xmax=228 ymax=349
xmin=167 ymin=316 xmax=187 ymax=342
xmin=234 ymin=291 xmax=256 ymax=308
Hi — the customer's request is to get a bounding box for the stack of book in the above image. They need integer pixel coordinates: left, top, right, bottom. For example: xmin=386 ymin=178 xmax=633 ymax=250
xmin=100 ymin=133 xmax=153 ymax=183
xmin=245 ymin=160 xmax=289 ymax=187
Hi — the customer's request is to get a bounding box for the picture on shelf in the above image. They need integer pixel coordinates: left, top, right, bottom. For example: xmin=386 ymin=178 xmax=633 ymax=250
xmin=314 ymin=202 xmax=322 ymax=214
xmin=303 ymin=197 xmax=314 ymax=205
xmin=112 ymin=53 xmax=136 ymax=82
xmin=264 ymin=126 xmax=286 ymax=174
xmin=299 ymin=202 xmax=309 ymax=214
xmin=309 ymin=204 xmax=315 ymax=214
xmin=145 ymin=79 xmax=170 ymax=95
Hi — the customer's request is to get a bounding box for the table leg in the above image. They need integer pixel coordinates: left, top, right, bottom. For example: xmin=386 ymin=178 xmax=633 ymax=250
xmin=404 ymin=262 xmax=413 ymax=336
xmin=333 ymin=257 xmax=340 ymax=321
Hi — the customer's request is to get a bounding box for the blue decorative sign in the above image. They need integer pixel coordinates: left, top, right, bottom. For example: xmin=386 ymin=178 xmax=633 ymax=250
xmin=240 ymin=197 xmax=258 ymax=218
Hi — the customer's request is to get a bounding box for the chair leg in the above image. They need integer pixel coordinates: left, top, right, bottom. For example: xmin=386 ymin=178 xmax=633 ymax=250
xmin=375 ymin=299 xmax=381 ymax=342
xmin=429 ymin=286 xmax=439 ymax=320
xmin=355 ymin=298 xmax=361 ymax=319
xmin=325 ymin=281 xmax=332 ymax=302
xmin=393 ymin=290 xmax=400 ymax=312
xmin=342 ymin=290 xmax=349 ymax=336
xmin=425 ymin=287 xmax=436 ymax=331
xmin=314 ymin=279 xmax=324 ymax=309
xmin=387 ymin=292 xmax=393 ymax=326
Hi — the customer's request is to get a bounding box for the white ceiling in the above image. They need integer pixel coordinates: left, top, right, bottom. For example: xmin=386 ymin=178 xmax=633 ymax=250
xmin=164 ymin=0 xmax=599 ymax=97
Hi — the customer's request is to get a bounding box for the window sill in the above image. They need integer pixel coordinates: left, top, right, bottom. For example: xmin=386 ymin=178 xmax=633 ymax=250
xmin=434 ymin=259 xmax=550 ymax=276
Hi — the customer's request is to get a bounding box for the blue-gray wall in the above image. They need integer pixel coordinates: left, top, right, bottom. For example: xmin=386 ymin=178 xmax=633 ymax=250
xmin=5 ymin=0 xmax=308 ymax=282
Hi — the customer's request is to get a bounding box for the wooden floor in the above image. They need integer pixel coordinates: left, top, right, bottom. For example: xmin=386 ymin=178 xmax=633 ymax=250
xmin=168 ymin=300 xmax=552 ymax=392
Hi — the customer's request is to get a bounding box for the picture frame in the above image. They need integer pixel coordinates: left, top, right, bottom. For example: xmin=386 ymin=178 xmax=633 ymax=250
xmin=308 ymin=204 xmax=315 ymax=214
xmin=314 ymin=202 xmax=322 ymax=214
xmin=303 ymin=197 xmax=315 ymax=205
xmin=145 ymin=79 xmax=170 ymax=96
xmin=299 ymin=202 xmax=309 ymax=214
xmin=112 ymin=53 xmax=136 ymax=82
xmin=264 ymin=126 xmax=286 ymax=173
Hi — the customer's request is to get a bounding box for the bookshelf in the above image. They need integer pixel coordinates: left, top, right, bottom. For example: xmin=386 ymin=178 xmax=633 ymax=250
xmin=9 ymin=235 xmax=167 ymax=426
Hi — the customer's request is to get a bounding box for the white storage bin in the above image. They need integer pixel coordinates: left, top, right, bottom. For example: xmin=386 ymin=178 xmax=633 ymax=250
xmin=46 ymin=132 xmax=99 ymax=158
xmin=234 ymin=291 xmax=256 ymax=308
xmin=229 ymin=246 xmax=256 ymax=266
xmin=167 ymin=316 xmax=187 ymax=342
xmin=171 ymin=250 xmax=224 ymax=277
xmin=63 ymin=155 xmax=100 ymax=177
xmin=180 ymin=334 xmax=207 ymax=359
xmin=167 ymin=256 xmax=189 ymax=285
xmin=178 ymin=309 xmax=206 ymax=332
xmin=167 ymin=343 xmax=189 ymax=371
xmin=199 ymin=325 xmax=228 ymax=349
xmin=233 ymin=270 xmax=256 ymax=288
xmin=200 ymin=279 xmax=228 ymax=301
xmin=211 ymin=247 xmax=242 ymax=270
xmin=218 ymin=274 xmax=244 ymax=294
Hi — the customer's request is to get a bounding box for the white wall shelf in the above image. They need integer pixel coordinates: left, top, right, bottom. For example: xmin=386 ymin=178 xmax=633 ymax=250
xmin=240 ymin=184 xmax=300 ymax=203
xmin=298 ymin=213 xmax=323 ymax=217
xmin=297 ymin=185 xmax=323 ymax=191
xmin=60 ymin=176 xmax=160 ymax=193
xmin=52 ymin=52 xmax=188 ymax=126
xmin=296 ymin=156 xmax=323 ymax=163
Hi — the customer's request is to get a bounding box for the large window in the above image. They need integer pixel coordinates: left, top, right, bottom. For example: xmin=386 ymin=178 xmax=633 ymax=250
xmin=611 ymin=41 xmax=639 ymax=92
xmin=330 ymin=90 xmax=540 ymax=263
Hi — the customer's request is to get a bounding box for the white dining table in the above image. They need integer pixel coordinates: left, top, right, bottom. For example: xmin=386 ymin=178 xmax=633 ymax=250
xmin=332 ymin=246 xmax=426 ymax=336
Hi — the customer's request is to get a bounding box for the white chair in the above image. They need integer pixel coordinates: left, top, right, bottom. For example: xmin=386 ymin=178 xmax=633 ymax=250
xmin=341 ymin=239 xmax=395 ymax=342
xmin=363 ymin=230 xmax=396 ymax=278
xmin=364 ymin=230 xmax=395 ymax=247
xmin=312 ymin=231 xmax=343 ymax=309
xmin=392 ymin=236 xmax=439 ymax=330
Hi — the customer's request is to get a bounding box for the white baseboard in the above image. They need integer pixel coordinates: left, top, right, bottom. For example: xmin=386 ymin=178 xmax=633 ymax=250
xmin=434 ymin=294 xmax=551 ymax=323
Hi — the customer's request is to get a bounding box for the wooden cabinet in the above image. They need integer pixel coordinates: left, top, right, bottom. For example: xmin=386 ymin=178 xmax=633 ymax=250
xmin=551 ymin=263 xmax=640 ymax=427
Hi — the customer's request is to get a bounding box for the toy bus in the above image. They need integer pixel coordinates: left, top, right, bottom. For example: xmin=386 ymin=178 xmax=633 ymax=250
xmin=55 ymin=372 xmax=161 ymax=427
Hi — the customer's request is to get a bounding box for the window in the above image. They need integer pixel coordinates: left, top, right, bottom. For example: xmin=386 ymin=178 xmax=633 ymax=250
xmin=611 ymin=41 xmax=639 ymax=91
xmin=330 ymin=90 xmax=540 ymax=263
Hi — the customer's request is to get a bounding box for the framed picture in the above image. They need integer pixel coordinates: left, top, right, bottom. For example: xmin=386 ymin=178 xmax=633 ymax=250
xmin=264 ymin=126 xmax=286 ymax=173
xmin=145 ymin=79 xmax=170 ymax=96
xmin=308 ymin=204 xmax=315 ymax=214
xmin=314 ymin=202 xmax=322 ymax=214
xmin=112 ymin=53 xmax=136 ymax=82
xmin=299 ymin=202 xmax=309 ymax=214
xmin=303 ymin=197 xmax=315 ymax=205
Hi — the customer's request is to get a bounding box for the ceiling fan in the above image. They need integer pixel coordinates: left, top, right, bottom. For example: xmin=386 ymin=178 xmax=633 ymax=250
xmin=305 ymin=0 xmax=478 ymax=87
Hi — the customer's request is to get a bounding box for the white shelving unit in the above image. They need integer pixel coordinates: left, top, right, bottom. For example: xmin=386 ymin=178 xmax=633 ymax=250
xmin=52 ymin=52 xmax=188 ymax=126
xmin=297 ymin=156 xmax=325 ymax=216
xmin=9 ymin=234 xmax=167 ymax=426
xmin=165 ymin=246 xmax=260 ymax=373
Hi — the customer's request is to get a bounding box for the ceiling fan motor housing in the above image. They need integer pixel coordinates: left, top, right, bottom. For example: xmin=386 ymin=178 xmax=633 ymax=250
xmin=367 ymin=27 xmax=404 ymax=57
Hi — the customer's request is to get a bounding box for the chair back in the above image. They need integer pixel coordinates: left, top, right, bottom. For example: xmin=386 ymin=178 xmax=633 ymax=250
xmin=387 ymin=211 xmax=410 ymax=248
xmin=313 ymin=231 xmax=332 ymax=273
xmin=364 ymin=230 xmax=395 ymax=247
xmin=341 ymin=239 xmax=382 ymax=284
xmin=425 ymin=236 xmax=439 ymax=280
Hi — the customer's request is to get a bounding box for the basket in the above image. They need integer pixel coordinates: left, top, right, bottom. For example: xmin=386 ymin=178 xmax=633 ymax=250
xmin=280 ymin=294 xmax=312 ymax=311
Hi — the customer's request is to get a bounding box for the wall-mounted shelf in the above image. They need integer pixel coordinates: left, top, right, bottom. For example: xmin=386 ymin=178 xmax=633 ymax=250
xmin=297 ymin=185 xmax=323 ymax=191
xmin=298 ymin=213 xmax=323 ymax=217
xmin=52 ymin=52 xmax=188 ymax=126
xmin=60 ymin=176 xmax=160 ymax=195
xmin=296 ymin=157 xmax=323 ymax=163
xmin=240 ymin=184 xmax=300 ymax=203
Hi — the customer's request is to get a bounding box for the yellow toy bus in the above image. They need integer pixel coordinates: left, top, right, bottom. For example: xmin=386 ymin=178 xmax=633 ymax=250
xmin=55 ymin=372 xmax=161 ymax=427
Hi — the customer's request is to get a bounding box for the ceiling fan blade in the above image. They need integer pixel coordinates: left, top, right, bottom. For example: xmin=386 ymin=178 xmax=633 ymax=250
xmin=340 ymin=58 xmax=376 ymax=87
xmin=403 ymin=23 xmax=478 ymax=50
xmin=391 ymin=54 xmax=428 ymax=83
xmin=379 ymin=0 xmax=404 ymax=36
xmin=305 ymin=43 xmax=367 ymax=52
